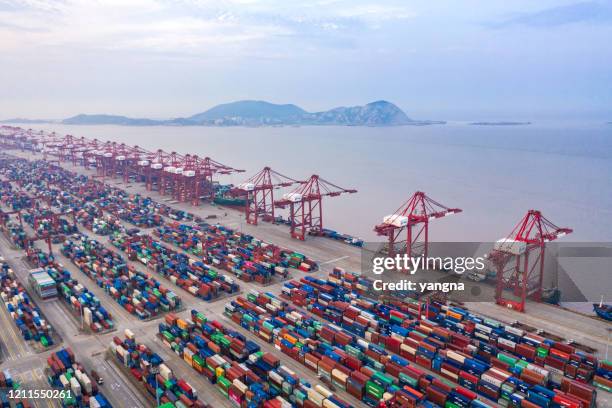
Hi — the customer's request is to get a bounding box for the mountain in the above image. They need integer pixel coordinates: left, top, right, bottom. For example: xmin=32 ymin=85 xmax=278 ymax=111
xmin=188 ymin=100 xmax=306 ymax=125
xmin=182 ymin=100 xmax=423 ymax=126
xmin=5 ymin=100 xmax=443 ymax=127
xmin=306 ymin=100 xmax=413 ymax=126
xmin=62 ymin=114 xmax=162 ymax=126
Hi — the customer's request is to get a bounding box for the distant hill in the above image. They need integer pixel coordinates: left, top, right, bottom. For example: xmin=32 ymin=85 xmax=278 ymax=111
xmin=306 ymin=100 xmax=413 ymax=126
xmin=188 ymin=100 xmax=306 ymax=124
xmin=3 ymin=100 xmax=445 ymax=127
xmin=62 ymin=114 xmax=162 ymax=126
xmin=183 ymin=100 xmax=414 ymax=126
xmin=0 ymin=118 xmax=54 ymax=124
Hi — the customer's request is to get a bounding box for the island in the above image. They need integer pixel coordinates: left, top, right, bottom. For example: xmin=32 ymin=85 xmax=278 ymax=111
xmin=1 ymin=100 xmax=446 ymax=127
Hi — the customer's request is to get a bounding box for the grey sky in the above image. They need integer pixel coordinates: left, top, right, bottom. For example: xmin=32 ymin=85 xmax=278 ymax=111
xmin=0 ymin=0 xmax=611 ymax=120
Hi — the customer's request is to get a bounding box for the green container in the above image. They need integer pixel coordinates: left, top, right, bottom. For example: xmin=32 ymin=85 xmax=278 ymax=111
xmin=372 ymin=371 xmax=394 ymax=387
xmin=399 ymin=372 xmax=418 ymax=387
xmin=365 ymin=380 xmax=384 ymax=399
xmin=515 ymin=360 xmax=529 ymax=369
xmin=446 ymin=402 xmax=461 ymax=408
xmin=484 ymin=318 xmax=501 ymax=328
xmin=594 ymin=381 xmax=611 ymax=393
xmin=497 ymin=353 xmax=517 ymax=366
xmin=40 ymin=336 xmax=49 ymax=347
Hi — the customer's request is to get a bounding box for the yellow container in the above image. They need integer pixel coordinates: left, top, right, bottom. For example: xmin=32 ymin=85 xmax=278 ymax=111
xmin=215 ymin=366 xmax=224 ymax=378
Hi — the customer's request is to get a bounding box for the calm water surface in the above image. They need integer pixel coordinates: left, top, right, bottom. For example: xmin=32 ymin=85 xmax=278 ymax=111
xmin=27 ymin=122 xmax=612 ymax=242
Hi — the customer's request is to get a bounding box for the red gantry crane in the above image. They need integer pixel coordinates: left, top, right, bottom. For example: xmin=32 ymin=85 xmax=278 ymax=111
xmin=487 ymin=210 xmax=572 ymax=312
xmin=232 ymin=167 xmax=303 ymax=225
xmin=374 ymin=192 xmax=462 ymax=259
xmin=274 ymin=175 xmax=357 ymax=240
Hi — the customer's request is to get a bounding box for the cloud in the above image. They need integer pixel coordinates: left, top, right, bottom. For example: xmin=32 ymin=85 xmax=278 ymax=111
xmin=0 ymin=0 xmax=415 ymax=57
xmin=492 ymin=1 xmax=612 ymax=28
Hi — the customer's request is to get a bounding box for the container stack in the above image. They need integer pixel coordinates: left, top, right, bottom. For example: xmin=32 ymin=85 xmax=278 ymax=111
xmin=76 ymin=204 xmax=124 ymax=236
xmin=228 ymin=291 xmax=523 ymax=407
xmin=110 ymin=232 xmax=238 ymax=301
xmin=47 ymin=347 xmax=112 ymax=407
xmin=5 ymin=221 xmax=27 ymax=248
xmin=319 ymin=228 xmax=364 ymax=248
xmin=46 ymin=266 xmax=114 ymax=332
xmin=280 ymin=269 xmax=602 ymax=408
xmin=108 ymin=330 xmax=205 ymax=408
xmin=0 ymin=369 xmax=14 ymax=389
xmin=153 ymin=222 xmax=316 ymax=281
xmin=157 ymin=309 xmax=346 ymax=408
xmin=594 ymin=360 xmax=611 ymax=392
xmin=61 ymin=234 xmax=181 ymax=319
xmin=95 ymin=192 xmax=165 ymax=228
xmin=23 ymin=208 xmax=78 ymax=236
xmin=0 ymin=258 xmax=54 ymax=347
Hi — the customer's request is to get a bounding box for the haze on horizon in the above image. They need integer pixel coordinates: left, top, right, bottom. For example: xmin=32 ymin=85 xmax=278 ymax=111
xmin=0 ymin=0 xmax=611 ymax=121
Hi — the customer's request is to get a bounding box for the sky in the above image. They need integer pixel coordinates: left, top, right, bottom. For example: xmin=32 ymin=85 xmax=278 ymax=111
xmin=0 ymin=0 xmax=611 ymax=120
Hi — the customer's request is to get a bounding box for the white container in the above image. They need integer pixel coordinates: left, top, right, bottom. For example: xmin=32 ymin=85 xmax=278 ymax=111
xmin=83 ymin=307 xmax=92 ymax=325
xmin=314 ymin=385 xmax=332 ymax=398
xmin=447 ymin=350 xmax=466 ymax=364
xmin=383 ymin=215 xmax=408 ymax=227
xmin=81 ymin=374 xmax=93 ymax=394
xmin=475 ymin=323 xmax=493 ymax=334
xmin=124 ymin=329 xmax=135 ymax=340
xmin=183 ymin=170 xmax=196 ymax=177
xmin=116 ymin=155 xmax=126 ymax=161
xmin=103 ymin=152 xmax=113 ymax=158
xmin=283 ymin=192 xmax=302 ymax=203
xmin=233 ymin=379 xmax=247 ymax=393
xmin=505 ymin=325 xmax=524 ymax=337
xmin=238 ymin=182 xmax=255 ymax=191
xmin=175 ymin=167 xmax=184 ymax=174
xmin=494 ymin=238 xmax=526 ymax=255
xmin=60 ymin=374 xmax=69 ymax=388
xmin=481 ymin=372 xmax=503 ymax=388
xmin=164 ymin=166 xmax=176 ymax=173
xmin=138 ymin=160 xmax=150 ymax=166
xmin=151 ymin=163 xmax=163 ymax=170
xmin=159 ymin=363 xmax=173 ymax=380
xmin=498 ymin=337 xmax=516 ymax=349
xmin=70 ymin=377 xmax=82 ymax=396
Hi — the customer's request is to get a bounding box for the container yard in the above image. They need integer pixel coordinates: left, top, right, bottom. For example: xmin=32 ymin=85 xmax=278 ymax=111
xmin=47 ymin=347 xmax=113 ymax=407
xmin=109 ymin=231 xmax=240 ymax=301
xmin=61 ymin=234 xmax=182 ymax=320
xmin=0 ymin=130 xmax=609 ymax=408
xmin=45 ymin=265 xmax=115 ymax=333
xmin=108 ymin=330 xmax=206 ymax=407
xmin=0 ymin=256 xmax=57 ymax=350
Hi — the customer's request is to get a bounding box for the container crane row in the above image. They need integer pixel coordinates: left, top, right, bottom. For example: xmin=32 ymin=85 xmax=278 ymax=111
xmin=374 ymin=191 xmax=462 ymax=259
xmin=232 ymin=166 xmax=303 ymax=225
xmin=274 ymin=175 xmax=357 ymax=240
xmin=487 ymin=210 xmax=572 ymax=312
